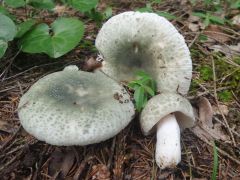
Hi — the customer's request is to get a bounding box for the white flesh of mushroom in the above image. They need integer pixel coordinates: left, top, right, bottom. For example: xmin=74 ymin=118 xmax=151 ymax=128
xmin=156 ymin=114 xmax=181 ymax=169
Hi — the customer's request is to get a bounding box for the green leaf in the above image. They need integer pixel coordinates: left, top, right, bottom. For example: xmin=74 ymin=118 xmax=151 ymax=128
xmin=142 ymin=95 xmax=148 ymax=107
xmin=134 ymin=86 xmax=145 ymax=112
xmin=68 ymin=0 xmax=98 ymax=13
xmin=0 ymin=40 xmax=8 ymax=59
xmin=209 ymin=15 xmax=225 ymax=25
xmin=136 ymin=3 xmax=153 ymax=12
xmin=199 ymin=34 xmax=208 ymax=42
xmin=85 ymin=9 xmax=103 ymax=24
xmin=192 ymin=12 xmax=207 ymax=18
xmin=203 ymin=13 xmax=210 ymax=27
xmin=230 ymin=0 xmax=240 ymax=9
xmin=150 ymin=79 xmax=157 ymax=92
xmin=0 ymin=14 xmax=17 ymax=41
xmin=128 ymin=82 xmax=140 ymax=90
xmin=137 ymin=77 xmax=151 ymax=85
xmin=19 ymin=17 xmax=84 ymax=58
xmin=28 ymin=0 xmax=55 ymax=10
xmin=0 ymin=5 xmax=11 ymax=16
xmin=16 ymin=19 xmax=37 ymax=38
xmin=211 ymin=142 xmax=218 ymax=180
xmin=104 ymin=7 xmax=112 ymax=19
xmin=136 ymin=70 xmax=151 ymax=79
xmin=143 ymin=85 xmax=155 ymax=96
xmin=4 ymin=0 xmax=26 ymax=8
xmin=156 ymin=11 xmax=177 ymax=20
xmin=151 ymin=0 xmax=162 ymax=3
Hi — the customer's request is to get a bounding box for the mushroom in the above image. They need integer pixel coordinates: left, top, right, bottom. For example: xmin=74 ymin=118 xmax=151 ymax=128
xmin=18 ymin=66 xmax=135 ymax=146
xmin=95 ymin=11 xmax=195 ymax=169
xmin=140 ymin=93 xmax=195 ymax=169
xmin=95 ymin=11 xmax=192 ymax=94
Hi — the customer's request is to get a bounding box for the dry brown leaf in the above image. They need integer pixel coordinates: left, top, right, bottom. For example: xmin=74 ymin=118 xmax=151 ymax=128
xmin=204 ymin=25 xmax=231 ymax=43
xmin=91 ymin=164 xmax=111 ymax=180
xmin=188 ymin=23 xmax=200 ymax=32
xmin=53 ymin=5 xmax=75 ymax=16
xmin=82 ymin=57 xmax=102 ymax=72
xmin=232 ymin=14 xmax=240 ymax=27
xmin=191 ymin=97 xmax=230 ymax=142
xmin=188 ymin=15 xmax=201 ymax=23
xmin=212 ymin=104 xmax=229 ymax=116
xmin=198 ymin=97 xmax=213 ymax=128
xmin=209 ymin=43 xmax=240 ymax=57
xmin=48 ymin=148 xmax=75 ymax=178
xmin=60 ymin=149 xmax=75 ymax=178
xmin=48 ymin=149 xmax=64 ymax=177
xmin=187 ymin=15 xmax=204 ymax=32
xmin=0 ymin=120 xmax=15 ymax=133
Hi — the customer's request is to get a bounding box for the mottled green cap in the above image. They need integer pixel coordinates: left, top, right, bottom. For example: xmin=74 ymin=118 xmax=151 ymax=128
xmin=18 ymin=66 xmax=135 ymax=145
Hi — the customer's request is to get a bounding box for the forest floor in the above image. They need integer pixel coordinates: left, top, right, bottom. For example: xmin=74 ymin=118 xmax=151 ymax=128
xmin=0 ymin=0 xmax=240 ymax=179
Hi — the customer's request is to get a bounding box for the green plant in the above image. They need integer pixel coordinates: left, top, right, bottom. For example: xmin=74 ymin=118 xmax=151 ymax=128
xmin=218 ymin=90 xmax=233 ymax=102
xmin=65 ymin=0 xmax=112 ymax=25
xmin=192 ymin=12 xmax=225 ymax=27
xmin=214 ymin=54 xmax=240 ymax=100
xmin=15 ymin=19 xmax=37 ymax=38
xmin=128 ymin=71 xmax=157 ymax=112
xmin=229 ymin=0 xmax=240 ymax=9
xmin=211 ymin=141 xmax=218 ymax=180
xmin=19 ymin=17 xmax=84 ymax=58
xmin=136 ymin=3 xmax=177 ymax=20
xmin=0 ymin=0 xmax=88 ymax=59
xmin=4 ymin=0 xmax=55 ymax=10
xmin=199 ymin=65 xmax=213 ymax=81
xmin=65 ymin=0 xmax=98 ymax=13
xmin=0 ymin=13 xmax=16 ymax=58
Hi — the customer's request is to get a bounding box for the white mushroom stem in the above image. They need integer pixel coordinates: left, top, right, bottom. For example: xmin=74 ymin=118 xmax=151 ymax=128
xmin=156 ymin=114 xmax=181 ymax=169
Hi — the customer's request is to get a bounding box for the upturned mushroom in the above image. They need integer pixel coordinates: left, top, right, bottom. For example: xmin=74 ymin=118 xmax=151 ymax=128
xmin=95 ymin=11 xmax=195 ymax=169
xmin=18 ymin=66 xmax=135 ymax=146
xmin=95 ymin=11 xmax=192 ymax=94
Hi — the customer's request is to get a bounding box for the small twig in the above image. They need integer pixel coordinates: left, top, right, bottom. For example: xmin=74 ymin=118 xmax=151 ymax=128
xmin=17 ymin=81 xmax=23 ymax=96
xmin=72 ymin=146 xmax=80 ymax=165
xmin=0 ymin=125 xmax=21 ymax=151
xmin=107 ymin=137 xmax=116 ymax=169
xmin=231 ymin=90 xmax=240 ymax=108
xmin=0 ymin=148 xmax=24 ymax=173
xmin=33 ymin=145 xmax=49 ymax=180
xmin=213 ymin=116 xmax=240 ymax=138
xmin=188 ymin=86 xmax=231 ymax=99
xmin=203 ymin=31 xmax=236 ymax=39
xmin=188 ymin=32 xmax=201 ymax=48
xmin=0 ymin=144 xmax=25 ymax=158
xmin=0 ymin=48 xmax=22 ymax=80
xmin=211 ymin=57 xmax=236 ymax=146
xmin=73 ymin=156 xmax=94 ymax=180
xmin=0 ymin=86 xmax=16 ymax=93
xmin=181 ymin=139 xmax=193 ymax=179
xmin=205 ymin=139 xmax=240 ymax=166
